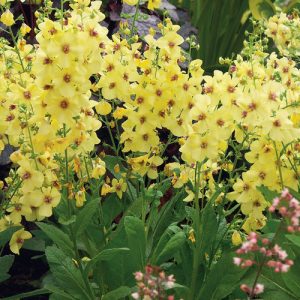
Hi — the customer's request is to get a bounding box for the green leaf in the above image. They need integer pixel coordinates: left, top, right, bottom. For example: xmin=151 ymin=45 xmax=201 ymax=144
xmin=84 ymin=248 xmax=129 ymax=277
xmin=102 ymin=286 xmax=132 ymax=300
xmin=151 ymin=224 xmax=181 ymax=264
xmin=155 ymin=231 xmax=186 ymax=265
xmin=285 ymin=0 xmax=300 ymax=13
xmin=1 ymin=288 xmax=49 ymax=300
xmin=282 ymin=258 xmax=300 ymax=297
xmin=103 ymin=155 xmax=126 ymax=179
xmin=36 ymin=222 xmax=74 ymax=257
xmin=22 ymin=237 xmax=45 ymax=252
xmin=257 ymin=185 xmax=278 ymax=203
xmin=58 ymin=215 xmax=76 ymax=226
xmin=102 ymin=194 xmax=123 ymax=227
xmin=0 ymin=255 xmax=14 ymax=283
xmin=74 ymin=198 xmax=99 ymax=237
xmin=0 ymin=226 xmax=21 ymax=248
xmin=249 ymin=0 xmax=276 ymax=20
xmin=45 ymin=246 xmax=92 ymax=300
xmin=286 ymin=234 xmax=300 ymax=248
xmin=124 ymin=216 xmax=146 ymax=269
xmin=198 ymin=252 xmax=247 ymax=300
xmin=197 ymin=202 xmax=218 ymax=260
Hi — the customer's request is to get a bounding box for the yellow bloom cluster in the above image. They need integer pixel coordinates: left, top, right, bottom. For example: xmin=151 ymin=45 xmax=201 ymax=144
xmin=0 ymin=0 xmax=299 ymax=255
xmin=266 ymin=12 xmax=300 ymax=57
xmin=0 ymin=0 xmax=109 ymax=251
xmin=94 ymin=16 xmax=299 ymax=230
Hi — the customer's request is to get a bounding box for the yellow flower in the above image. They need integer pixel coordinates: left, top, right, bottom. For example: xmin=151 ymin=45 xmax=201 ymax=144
xmin=37 ymin=187 xmax=61 ymax=219
xmin=111 ymin=178 xmax=127 ymax=199
xmin=9 ymin=229 xmax=32 ymax=255
xmin=123 ymin=0 xmax=138 ymax=5
xmin=147 ymin=155 xmax=163 ymax=179
xmin=17 ymin=161 xmax=44 ymax=193
xmin=231 ymin=230 xmax=242 ymax=246
xmin=188 ymin=229 xmax=196 ymax=243
xmin=91 ymin=159 xmax=106 ymax=179
xmin=147 ymin=0 xmax=161 ymax=10
xmin=1 ymin=10 xmax=14 ymax=27
xmin=101 ymin=183 xmax=111 ymax=196
xmin=95 ymin=101 xmax=112 ymax=115
xmin=75 ymin=189 xmax=86 ymax=207
xmin=20 ymin=23 xmax=31 ymax=36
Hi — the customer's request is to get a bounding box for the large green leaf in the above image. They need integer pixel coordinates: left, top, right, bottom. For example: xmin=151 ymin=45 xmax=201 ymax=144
xmin=84 ymin=247 xmax=129 ymax=277
xmin=45 ymin=246 xmax=92 ymax=300
xmin=197 ymin=252 xmax=247 ymax=300
xmin=0 ymin=255 xmax=14 ymax=283
xmin=36 ymin=222 xmax=74 ymax=257
xmin=197 ymin=201 xmax=218 ymax=260
xmin=102 ymin=286 xmax=132 ymax=300
xmin=150 ymin=224 xmax=181 ymax=264
xmin=155 ymin=230 xmax=186 ymax=265
xmin=74 ymin=197 xmax=99 ymax=237
xmin=124 ymin=216 xmax=146 ymax=270
xmin=286 ymin=234 xmax=300 ymax=248
xmin=2 ymin=289 xmax=49 ymax=300
xmin=282 ymin=258 xmax=300 ymax=297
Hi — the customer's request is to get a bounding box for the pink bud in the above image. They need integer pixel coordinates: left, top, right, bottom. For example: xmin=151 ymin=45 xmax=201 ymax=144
xmin=240 ymin=284 xmax=251 ymax=294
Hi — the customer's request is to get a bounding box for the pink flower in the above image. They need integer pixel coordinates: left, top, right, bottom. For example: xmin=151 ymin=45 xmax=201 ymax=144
xmin=134 ymin=271 xmax=143 ymax=281
xmin=131 ymin=292 xmax=139 ymax=299
xmin=253 ymin=283 xmax=264 ymax=295
xmin=233 ymin=257 xmax=242 ymax=266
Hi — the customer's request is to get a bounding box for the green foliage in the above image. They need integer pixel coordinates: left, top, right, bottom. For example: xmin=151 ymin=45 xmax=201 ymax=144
xmin=73 ymin=197 xmax=99 ymax=237
xmin=170 ymin=0 xmax=251 ymax=70
xmin=36 ymin=222 xmax=74 ymax=257
xmin=249 ymin=0 xmax=276 ymax=20
xmin=197 ymin=252 xmax=248 ymax=300
xmin=102 ymin=286 xmax=132 ymax=300
xmin=0 ymin=255 xmax=14 ymax=283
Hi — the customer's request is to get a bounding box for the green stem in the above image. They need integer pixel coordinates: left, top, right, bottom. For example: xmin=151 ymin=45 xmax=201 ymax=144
xmin=130 ymin=0 xmax=140 ymax=38
xmin=69 ymin=226 xmax=95 ymax=300
xmin=273 ymin=141 xmax=284 ymax=190
xmin=189 ymin=161 xmax=202 ymax=300
xmin=104 ymin=116 xmax=118 ymax=155
xmin=8 ymin=26 xmax=26 ymax=72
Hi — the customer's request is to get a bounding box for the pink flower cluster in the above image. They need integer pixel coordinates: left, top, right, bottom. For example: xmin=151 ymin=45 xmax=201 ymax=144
xmin=269 ymin=188 xmax=300 ymax=233
xmin=234 ymin=232 xmax=293 ymax=273
xmin=131 ymin=265 xmax=175 ymax=300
